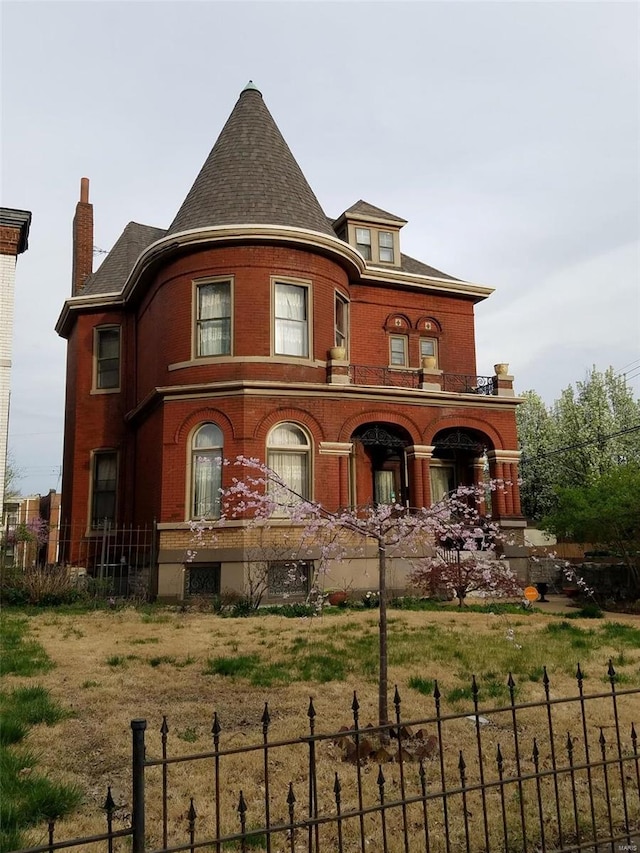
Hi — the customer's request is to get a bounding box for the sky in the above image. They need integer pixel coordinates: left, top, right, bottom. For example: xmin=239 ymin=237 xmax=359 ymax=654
xmin=2 ymin=0 xmax=639 ymax=498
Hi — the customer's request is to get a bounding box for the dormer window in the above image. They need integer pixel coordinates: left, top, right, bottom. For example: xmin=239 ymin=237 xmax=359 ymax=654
xmin=378 ymin=231 xmax=394 ymax=263
xmin=355 ymin=228 xmax=372 ymax=260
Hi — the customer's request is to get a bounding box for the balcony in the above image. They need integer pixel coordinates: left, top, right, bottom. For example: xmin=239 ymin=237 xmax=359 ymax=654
xmin=345 ymin=366 xmax=497 ymax=395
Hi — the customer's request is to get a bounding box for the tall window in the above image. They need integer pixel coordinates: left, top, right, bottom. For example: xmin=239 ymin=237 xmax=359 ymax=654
xmin=196 ymin=281 xmax=231 ymax=357
xmin=91 ymin=451 xmax=117 ymax=527
xmin=389 ymin=335 xmax=408 ymax=366
xmin=378 ymin=231 xmax=394 ymax=263
xmin=95 ymin=327 xmax=120 ymax=390
xmin=192 ymin=423 xmax=223 ymax=519
xmin=274 ymin=283 xmax=308 ymax=357
xmin=267 ymin=423 xmax=311 ymax=501
xmin=355 ymin=228 xmax=372 ymax=260
xmin=420 ymin=338 xmax=438 ymax=364
xmin=335 ymin=292 xmax=349 ymax=350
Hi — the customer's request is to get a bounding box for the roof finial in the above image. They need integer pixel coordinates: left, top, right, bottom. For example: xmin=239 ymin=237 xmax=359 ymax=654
xmin=242 ymin=80 xmax=261 ymax=95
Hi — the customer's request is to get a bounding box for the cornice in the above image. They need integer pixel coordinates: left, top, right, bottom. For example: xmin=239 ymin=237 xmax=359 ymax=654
xmin=125 ymin=378 xmax=522 ymax=425
xmin=56 ymin=223 xmax=492 ymax=337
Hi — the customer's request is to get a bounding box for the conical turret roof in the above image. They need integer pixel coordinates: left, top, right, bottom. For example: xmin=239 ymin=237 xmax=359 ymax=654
xmin=168 ymin=84 xmax=333 ymax=237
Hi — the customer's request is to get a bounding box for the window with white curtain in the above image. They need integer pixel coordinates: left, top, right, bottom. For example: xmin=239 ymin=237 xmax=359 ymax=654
xmin=267 ymin=423 xmax=311 ymax=501
xmin=335 ymin=292 xmax=349 ymax=350
xmin=191 ymin=423 xmax=223 ymax=519
xmin=196 ymin=281 xmax=231 ymax=357
xmin=274 ymin=282 xmax=309 ymax=357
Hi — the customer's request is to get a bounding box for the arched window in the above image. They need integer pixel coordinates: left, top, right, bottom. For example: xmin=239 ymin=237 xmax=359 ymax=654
xmin=267 ymin=423 xmax=311 ymax=501
xmin=191 ymin=423 xmax=223 ymax=519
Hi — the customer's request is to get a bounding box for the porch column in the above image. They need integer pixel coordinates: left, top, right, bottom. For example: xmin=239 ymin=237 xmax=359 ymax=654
xmin=319 ymin=442 xmax=353 ymax=508
xmin=487 ymin=450 xmax=522 ymax=518
xmin=406 ymin=445 xmax=436 ymax=508
xmin=472 ymin=458 xmax=486 ymax=516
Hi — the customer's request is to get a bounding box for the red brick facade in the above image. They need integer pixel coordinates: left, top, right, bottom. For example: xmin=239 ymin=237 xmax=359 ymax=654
xmin=57 ymin=86 xmax=523 ymax=599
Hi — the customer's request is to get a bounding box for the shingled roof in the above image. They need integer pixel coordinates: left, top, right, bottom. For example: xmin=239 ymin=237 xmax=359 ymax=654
xmin=168 ymin=83 xmax=334 ymax=237
xmin=81 ymin=222 xmax=166 ymax=296
xmin=341 ymin=200 xmax=407 ymax=225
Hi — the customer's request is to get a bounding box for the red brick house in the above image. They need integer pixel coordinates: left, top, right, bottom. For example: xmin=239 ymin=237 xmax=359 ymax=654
xmin=56 ymin=82 xmax=523 ymax=600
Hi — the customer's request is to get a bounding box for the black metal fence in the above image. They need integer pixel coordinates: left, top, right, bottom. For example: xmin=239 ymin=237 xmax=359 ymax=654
xmin=13 ymin=664 xmax=640 ymax=853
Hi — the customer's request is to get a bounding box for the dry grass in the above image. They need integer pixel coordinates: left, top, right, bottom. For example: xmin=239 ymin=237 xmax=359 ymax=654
xmin=5 ymin=604 xmax=640 ymax=850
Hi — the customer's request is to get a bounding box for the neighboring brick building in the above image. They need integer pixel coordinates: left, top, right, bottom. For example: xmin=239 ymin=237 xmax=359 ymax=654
xmin=0 ymin=207 xmax=31 ymax=521
xmin=56 ymin=83 xmax=523 ymax=601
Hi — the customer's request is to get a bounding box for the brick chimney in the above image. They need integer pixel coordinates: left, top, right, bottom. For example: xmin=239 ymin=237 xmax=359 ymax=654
xmin=72 ymin=177 xmax=93 ymax=295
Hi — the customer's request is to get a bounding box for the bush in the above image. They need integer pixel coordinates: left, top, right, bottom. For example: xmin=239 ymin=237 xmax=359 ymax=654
xmin=1 ymin=565 xmax=83 ymax=607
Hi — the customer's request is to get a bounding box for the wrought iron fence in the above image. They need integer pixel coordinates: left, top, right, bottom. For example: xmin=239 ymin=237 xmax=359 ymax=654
xmin=3 ymin=521 xmax=158 ymax=598
xmin=14 ymin=663 xmax=639 ymax=852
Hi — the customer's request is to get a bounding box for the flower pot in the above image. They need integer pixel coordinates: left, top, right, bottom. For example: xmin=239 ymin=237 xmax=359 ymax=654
xmin=421 ymin=355 xmax=437 ymax=370
xmin=494 ymin=363 xmax=509 ymax=375
xmin=327 ymin=590 xmax=348 ymax=606
xmin=329 ymin=346 xmax=346 ymax=361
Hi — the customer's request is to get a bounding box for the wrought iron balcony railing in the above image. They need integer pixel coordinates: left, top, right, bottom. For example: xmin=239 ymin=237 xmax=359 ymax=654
xmin=347 ymin=365 xmax=496 ymax=395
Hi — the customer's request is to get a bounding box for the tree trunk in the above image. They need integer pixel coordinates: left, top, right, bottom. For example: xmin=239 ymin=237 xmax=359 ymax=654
xmin=378 ymin=543 xmax=388 ymax=727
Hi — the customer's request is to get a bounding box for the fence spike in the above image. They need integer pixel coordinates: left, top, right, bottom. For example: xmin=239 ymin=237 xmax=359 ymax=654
xmin=393 ymin=685 xmax=401 ymax=709
xmin=543 ymin=666 xmax=550 ymax=690
xmin=458 ymin=751 xmax=466 ymax=774
xmin=599 ymin=728 xmax=607 ymax=749
xmin=160 ymin=716 xmax=169 ymax=736
xmin=576 ymin=663 xmax=583 ymax=684
xmin=188 ymin=798 xmax=197 ymax=823
xmin=433 ymin=680 xmax=440 ymax=702
xmin=238 ymin=790 xmax=247 ymax=816
xmin=212 ymin=711 xmax=221 ymax=737
xmin=419 ymin=760 xmax=426 ymax=785
xmin=472 ymin=674 xmax=479 ymax=699
xmin=351 ymin=691 xmax=359 ymax=713
xmin=608 ymin=659 xmax=616 ymax=680
xmin=632 ymin=723 xmax=637 ymax=749
xmin=262 ymin=702 xmax=271 ymax=730
xmin=287 ymin=781 xmax=296 ymax=806
xmin=103 ymin=786 xmax=116 ymax=813
xmin=496 ymin=744 xmax=504 ymax=770
xmin=377 ymin=765 xmax=386 ymax=788
xmin=307 ymin=697 xmax=316 ymax=720
xmin=507 ymin=672 xmax=516 ymax=692
xmin=532 ymin=739 xmax=539 ymax=763
xmin=566 ymin=732 xmax=574 ymax=757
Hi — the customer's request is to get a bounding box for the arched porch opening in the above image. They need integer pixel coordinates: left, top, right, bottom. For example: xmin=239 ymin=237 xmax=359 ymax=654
xmin=430 ymin=427 xmax=492 ymax=503
xmin=350 ymin=423 xmax=413 ymax=507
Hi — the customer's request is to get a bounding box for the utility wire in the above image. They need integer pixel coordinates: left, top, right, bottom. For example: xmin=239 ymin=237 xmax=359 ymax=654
xmin=520 ymin=423 xmax=640 ymax=463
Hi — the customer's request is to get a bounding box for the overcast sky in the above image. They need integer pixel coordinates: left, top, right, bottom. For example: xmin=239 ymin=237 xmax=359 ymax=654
xmin=2 ymin=0 xmax=639 ymax=498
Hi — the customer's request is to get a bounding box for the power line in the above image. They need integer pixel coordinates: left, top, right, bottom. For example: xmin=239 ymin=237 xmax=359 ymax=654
xmin=520 ymin=423 xmax=640 ymax=464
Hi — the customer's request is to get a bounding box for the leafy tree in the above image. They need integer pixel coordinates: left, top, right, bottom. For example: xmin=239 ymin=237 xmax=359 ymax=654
xmin=517 ymin=367 xmax=640 ymax=520
xmin=541 ymin=464 xmax=640 ymax=594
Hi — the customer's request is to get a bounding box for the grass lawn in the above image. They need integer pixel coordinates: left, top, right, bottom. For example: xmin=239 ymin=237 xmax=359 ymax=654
xmin=2 ymin=602 xmax=639 ymax=850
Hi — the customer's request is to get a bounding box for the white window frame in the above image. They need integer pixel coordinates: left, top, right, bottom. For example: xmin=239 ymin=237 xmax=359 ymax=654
xmin=420 ymin=337 xmax=438 ymax=364
xmin=190 ymin=423 xmax=224 ymax=520
xmin=272 ymin=278 xmax=312 ymax=358
xmin=90 ymin=450 xmax=118 ymax=529
xmin=335 ymin=291 xmax=349 ymax=351
xmin=378 ymin=230 xmax=395 ymax=263
xmin=266 ymin=422 xmax=312 ymax=505
xmin=389 ymin=335 xmax=408 ymax=367
xmin=194 ymin=278 xmax=233 ymax=358
xmin=355 ymin=227 xmax=372 ymax=260
xmin=93 ymin=326 xmax=121 ymax=393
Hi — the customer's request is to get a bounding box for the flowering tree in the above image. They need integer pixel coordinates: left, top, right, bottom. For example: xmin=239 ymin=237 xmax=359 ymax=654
xmin=408 ymin=553 xmax=522 ymax=608
xmin=199 ymin=456 xmax=510 ymax=726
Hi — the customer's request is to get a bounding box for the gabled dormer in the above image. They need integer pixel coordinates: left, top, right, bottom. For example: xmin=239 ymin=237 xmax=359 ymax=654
xmin=333 ymin=200 xmax=407 ymax=268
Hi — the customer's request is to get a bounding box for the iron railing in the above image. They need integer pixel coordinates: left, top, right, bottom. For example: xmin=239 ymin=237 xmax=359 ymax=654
xmin=348 ymin=366 xmax=496 ymax=395
xmin=14 ymin=663 xmax=639 ymax=852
